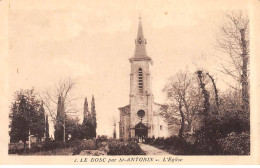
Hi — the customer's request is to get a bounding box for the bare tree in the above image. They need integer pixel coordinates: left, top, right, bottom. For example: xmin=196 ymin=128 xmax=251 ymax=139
xmin=217 ymin=11 xmax=249 ymax=113
xmin=41 ymin=77 xmax=79 ymax=142
xmin=163 ymin=70 xmax=196 ymax=137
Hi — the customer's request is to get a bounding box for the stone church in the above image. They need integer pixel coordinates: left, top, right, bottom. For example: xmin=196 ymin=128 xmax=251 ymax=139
xmin=118 ymin=18 xmax=170 ymax=141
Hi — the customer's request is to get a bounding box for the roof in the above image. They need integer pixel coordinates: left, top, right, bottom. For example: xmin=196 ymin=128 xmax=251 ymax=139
xmin=118 ymin=104 xmax=130 ymax=110
xmin=129 ymin=17 xmax=153 ymax=64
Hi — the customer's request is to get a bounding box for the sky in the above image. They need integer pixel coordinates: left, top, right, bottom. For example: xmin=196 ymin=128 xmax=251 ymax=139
xmin=7 ymin=0 xmax=250 ymax=137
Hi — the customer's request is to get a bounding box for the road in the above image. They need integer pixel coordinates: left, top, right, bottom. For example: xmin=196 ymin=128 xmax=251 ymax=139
xmin=139 ymin=143 xmax=171 ymax=155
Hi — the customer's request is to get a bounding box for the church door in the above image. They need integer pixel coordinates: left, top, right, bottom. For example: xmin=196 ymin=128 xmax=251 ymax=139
xmin=135 ymin=122 xmax=148 ymax=143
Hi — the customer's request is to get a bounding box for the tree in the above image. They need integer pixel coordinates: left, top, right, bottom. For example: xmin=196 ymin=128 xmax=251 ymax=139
xmin=197 ymin=70 xmax=210 ymax=116
xmin=45 ymin=115 xmax=50 ymax=141
xmin=35 ymin=102 xmax=46 ymax=141
xmin=91 ymin=95 xmax=97 ymax=138
xmin=113 ymin=117 xmax=116 ymax=139
xmin=66 ymin=117 xmax=81 ymax=140
xmin=217 ymin=11 xmax=250 ymax=114
xmin=54 ymin=96 xmax=66 ymax=141
xmin=9 ymin=89 xmax=42 ymax=150
xmin=42 ymin=78 xmax=77 ymax=142
xmin=81 ymin=97 xmax=92 ymax=139
xmin=163 ymin=70 xmax=197 ymax=137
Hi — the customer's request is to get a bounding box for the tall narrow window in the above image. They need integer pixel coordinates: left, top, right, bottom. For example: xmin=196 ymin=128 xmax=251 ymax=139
xmin=138 ymin=68 xmax=143 ymax=91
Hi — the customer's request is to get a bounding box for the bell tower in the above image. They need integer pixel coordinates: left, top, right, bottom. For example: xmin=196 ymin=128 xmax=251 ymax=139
xmin=129 ymin=17 xmax=154 ymax=138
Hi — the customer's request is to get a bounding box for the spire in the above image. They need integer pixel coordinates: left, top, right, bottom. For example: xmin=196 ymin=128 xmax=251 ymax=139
xmin=134 ymin=17 xmax=147 ymax=57
xmin=130 ymin=17 xmax=153 ymax=64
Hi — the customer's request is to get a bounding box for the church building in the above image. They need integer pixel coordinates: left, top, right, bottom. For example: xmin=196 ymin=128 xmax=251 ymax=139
xmin=118 ymin=18 xmax=169 ymax=141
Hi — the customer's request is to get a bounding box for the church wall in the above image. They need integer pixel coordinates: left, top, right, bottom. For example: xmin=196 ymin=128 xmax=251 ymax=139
xmin=130 ymin=59 xmax=154 ymax=138
xmin=152 ymin=103 xmax=169 ymax=138
xmin=119 ymin=106 xmax=131 ymax=141
xmin=130 ymin=60 xmax=151 ymax=96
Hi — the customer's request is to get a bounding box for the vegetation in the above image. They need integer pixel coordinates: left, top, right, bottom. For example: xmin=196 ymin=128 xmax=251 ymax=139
xmin=107 ymin=140 xmax=145 ymax=155
xmin=160 ymin=11 xmax=250 ymax=155
xmin=9 ymin=138 xmax=145 ymax=155
xmin=9 ymin=89 xmax=46 ymax=150
xmin=8 ymin=139 xmax=96 ymax=155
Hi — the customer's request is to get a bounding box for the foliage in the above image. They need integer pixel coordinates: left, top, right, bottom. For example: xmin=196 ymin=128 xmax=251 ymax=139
xmin=54 ymin=96 xmax=65 ymax=141
xmin=96 ymin=135 xmax=108 ymax=142
xmin=194 ymin=111 xmax=250 ymax=155
xmin=218 ymin=132 xmax=250 ymax=155
xmin=147 ymin=136 xmax=196 ymax=155
xmin=81 ymin=97 xmax=92 ymax=139
xmin=69 ymin=139 xmax=96 ymax=155
xmin=9 ymin=89 xmax=46 ymax=147
xmin=90 ymin=95 xmax=97 ymax=138
xmin=9 ymin=139 xmax=97 ymax=155
xmin=107 ymin=140 xmax=145 ymax=155
xmin=66 ymin=117 xmax=81 ymax=140
xmin=45 ymin=115 xmax=50 ymax=140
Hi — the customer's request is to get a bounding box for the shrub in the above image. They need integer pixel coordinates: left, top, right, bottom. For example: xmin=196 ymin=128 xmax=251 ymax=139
xmin=149 ymin=136 xmax=196 ymax=155
xmin=152 ymin=137 xmax=165 ymax=146
xmin=69 ymin=139 xmax=96 ymax=155
xmin=107 ymin=140 xmax=145 ymax=155
xmin=218 ymin=132 xmax=250 ymax=155
xmin=9 ymin=139 xmax=97 ymax=155
xmin=194 ymin=113 xmax=250 ymax=155
xmin=96 ymin=135 xmax=108 ymax=142
xmin=43 ymin=141 xmax=66 ymax=150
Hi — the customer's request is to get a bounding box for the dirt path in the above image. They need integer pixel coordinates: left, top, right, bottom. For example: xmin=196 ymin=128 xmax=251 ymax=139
xmin=139 ymin=143 xmax=171 ymax=155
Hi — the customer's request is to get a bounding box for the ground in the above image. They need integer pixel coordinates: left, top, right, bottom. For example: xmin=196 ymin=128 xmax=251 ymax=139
xmin=139 ymin=143 xmax=171 ymax=155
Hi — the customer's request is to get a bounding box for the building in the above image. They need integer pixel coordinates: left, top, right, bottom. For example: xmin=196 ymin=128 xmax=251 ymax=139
xmin=118 ymin=18 xmax=170 ymax=141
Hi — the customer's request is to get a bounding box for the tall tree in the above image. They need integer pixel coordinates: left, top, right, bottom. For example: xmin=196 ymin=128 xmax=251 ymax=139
xmin=45 ymin=115 xmax=50 ymax=141
xmin=35 ymin=102 xmax=46 ymax=141
xmin=54 ymin=96 xmax=66 ymax=141
xmin=9 ymin=89 xmax=42 ymax=150
xmin=217 ymin=11 xmax=249 ymax=114
xmin=42 ymin=78 xmax=77 ymax=142
xmin=81 ymin=97 xmax=92 ymax=139
xmin=91 ymin=95 xmax=97 ymax=138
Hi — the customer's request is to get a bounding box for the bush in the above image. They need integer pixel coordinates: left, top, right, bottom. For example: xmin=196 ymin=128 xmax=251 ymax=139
xmin=218 ymin=132 xmax=250 ymax=155
xmin=149 ymin=136 xmax=196 ymax=155
xmin=70 ymin=139 xmax=96 ymax=155
xmin=152 ymin=137 xmax=165 ymax=146
xmin=8 ymin=143 xmax=26 ymax=154
xmin=107 ymin=140 xmax=145 ymax=155
xmin=9 ymin=139 xmax=97 ymax=155
xmin=96 ymin=135 xmax=108 ymax=142
xmin=41 ymin=141 xmax=66 ymax=151
xmin=194 ymin=113 xmax=250 ymax=155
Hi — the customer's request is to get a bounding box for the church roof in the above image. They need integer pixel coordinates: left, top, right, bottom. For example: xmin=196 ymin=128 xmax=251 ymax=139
xmin=118 ymin=104 xmax=130 ymax=110
xmin=129 ymin=17 xmax=153 ymax=64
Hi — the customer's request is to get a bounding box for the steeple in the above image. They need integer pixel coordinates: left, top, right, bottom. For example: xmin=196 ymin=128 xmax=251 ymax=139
xmin=134 ymin=17 xmax=147 ymax=57
xmin=130 ymin=17 xmax=152 ymax=64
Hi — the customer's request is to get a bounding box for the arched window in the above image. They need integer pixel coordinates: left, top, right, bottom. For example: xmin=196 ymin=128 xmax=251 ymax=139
xmin=138 ymin=68 xmax=143 ymax=91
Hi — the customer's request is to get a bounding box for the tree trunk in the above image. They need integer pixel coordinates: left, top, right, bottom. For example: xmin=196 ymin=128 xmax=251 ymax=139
xmin=240 ymin=29 xmax=249 ymax=113
xmin=197 ymin=70 xmax=210 ymax=116
xmin=206 ymin=73 xmax=219 ymax=113
xmin=178 ymin=103 xmax=185 ymax=139
xmin=182 ymin=98 xmax=192 ymax=132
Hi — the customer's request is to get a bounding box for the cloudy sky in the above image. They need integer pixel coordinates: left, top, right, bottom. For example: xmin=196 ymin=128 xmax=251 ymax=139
xmin=7 ymin=0 xmax=250 ymax=137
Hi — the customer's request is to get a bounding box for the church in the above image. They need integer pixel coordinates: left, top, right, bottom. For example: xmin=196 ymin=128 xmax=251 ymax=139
xmin=118 ymin=18 xmax=170 ymax=141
